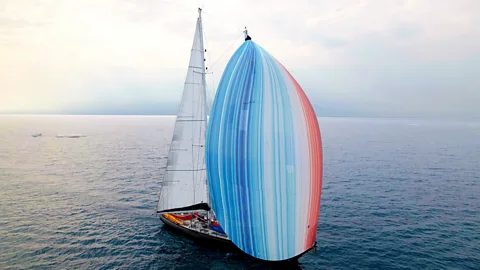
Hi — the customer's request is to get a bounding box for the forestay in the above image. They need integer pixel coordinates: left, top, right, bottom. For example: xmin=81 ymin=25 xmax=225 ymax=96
xmin=157 ymin=9 xmax=209 ymax=213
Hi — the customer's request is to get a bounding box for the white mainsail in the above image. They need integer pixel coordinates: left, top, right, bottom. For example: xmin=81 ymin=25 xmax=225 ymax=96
xmin=157 ymin=9 xmax=209 ymax=213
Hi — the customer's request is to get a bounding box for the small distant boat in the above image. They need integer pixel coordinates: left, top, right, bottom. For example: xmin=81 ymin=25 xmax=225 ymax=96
xmin=56 ymin=134 xmax=86 ymax=138
xmin=32 ymin=133 xmax=42 ymax=137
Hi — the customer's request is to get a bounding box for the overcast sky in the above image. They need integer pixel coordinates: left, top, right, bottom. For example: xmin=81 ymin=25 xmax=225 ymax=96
xmin=1 ymin=0 xmax=479 ymax=117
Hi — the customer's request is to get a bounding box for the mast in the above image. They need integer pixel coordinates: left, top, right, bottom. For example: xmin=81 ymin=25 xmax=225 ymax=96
xmin=197 ymin=7 xmax=212 ymax=220
xmin=198 ymin=7 xmax=210 ymax=209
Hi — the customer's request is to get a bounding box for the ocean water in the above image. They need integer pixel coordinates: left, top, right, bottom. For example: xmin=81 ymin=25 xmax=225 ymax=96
xmin=0 ymin=115 xmax=478 ymax=269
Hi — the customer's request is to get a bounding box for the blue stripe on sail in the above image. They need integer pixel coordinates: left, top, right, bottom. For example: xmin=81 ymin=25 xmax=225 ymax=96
xmin=253 ymin=48 xmax=268 ymax=257
xmin=236 ymin=43 xmax=253 ymax=253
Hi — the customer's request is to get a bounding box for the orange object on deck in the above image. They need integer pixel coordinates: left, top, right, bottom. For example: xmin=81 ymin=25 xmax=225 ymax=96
xmin=163 ymin=214 xmax=183 ymax=225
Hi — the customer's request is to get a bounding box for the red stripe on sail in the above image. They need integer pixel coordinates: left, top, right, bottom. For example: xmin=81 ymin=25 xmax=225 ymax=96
xmin=278 ymin=62 xmax=323 ymax=249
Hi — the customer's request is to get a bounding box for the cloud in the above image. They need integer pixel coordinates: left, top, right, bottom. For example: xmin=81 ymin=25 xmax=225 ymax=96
xmin=0 ymin=0 xmax=479 ymax=117
xmin=392 ymin=23 xmax=422 ymax=40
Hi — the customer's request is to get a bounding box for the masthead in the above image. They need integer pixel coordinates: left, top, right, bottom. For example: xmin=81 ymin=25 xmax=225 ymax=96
xmin=244 ymin=27 xmax=252 ymax=41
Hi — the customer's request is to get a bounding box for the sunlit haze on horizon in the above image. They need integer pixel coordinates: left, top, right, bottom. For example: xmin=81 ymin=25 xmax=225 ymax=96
xmin=1 ymin=0 xmax=479 ymax=117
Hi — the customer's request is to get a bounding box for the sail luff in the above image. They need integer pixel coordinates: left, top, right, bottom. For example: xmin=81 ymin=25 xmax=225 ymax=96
xmin=157 ymin=10 xmax=208 ymax=214
xmin=197 ymin=9 xmax=210 ymax=208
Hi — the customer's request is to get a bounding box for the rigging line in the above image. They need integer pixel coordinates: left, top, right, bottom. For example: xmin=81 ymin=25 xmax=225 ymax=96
xmin=208 ymin=32 xmax=244 ymax=71
xmin=196 ymin=14 xmax=206 ymax=203
xmin=192 ymin=62 xmax=205 ymax=204
xmin=204 ymin=32 xmax=243 ymax=111
xmin=203 ymin=22 xmax=214 ymax=111
xmin=196 ymin=11 xmax=208 ymax=201
xmin=202 ymin=56 xmax=208 ymax=184
xmin=203 ymin=21 xmax=213 ymax=72
xmin=192 ymin=17 xmax=201 ymax=204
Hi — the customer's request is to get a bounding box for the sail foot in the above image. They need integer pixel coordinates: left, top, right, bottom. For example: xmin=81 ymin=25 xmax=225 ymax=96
xmin=157 ymin=202 xmax=211 ymax=214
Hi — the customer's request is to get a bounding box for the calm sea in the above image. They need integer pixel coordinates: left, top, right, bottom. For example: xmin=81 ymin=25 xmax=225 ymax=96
xmin=0 ymin=115 xmax=478 ymax=269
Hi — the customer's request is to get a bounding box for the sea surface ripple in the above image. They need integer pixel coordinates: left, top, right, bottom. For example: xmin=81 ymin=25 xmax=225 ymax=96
xmin=0 ymin=115 xmax=478 ymax=269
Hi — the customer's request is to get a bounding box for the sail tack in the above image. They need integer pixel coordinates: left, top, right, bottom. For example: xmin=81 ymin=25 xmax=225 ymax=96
xmin=157 ymin=12 xmax=209 ymax=214
xmin=206 ymin=40 xmax=323 ymax=261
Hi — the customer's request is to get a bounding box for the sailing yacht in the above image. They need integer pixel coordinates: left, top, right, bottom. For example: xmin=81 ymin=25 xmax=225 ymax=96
xmin=157 ymin=8 xmax=323 ymax=262
xmin=156 ymin=8 xmax=233 ymax=247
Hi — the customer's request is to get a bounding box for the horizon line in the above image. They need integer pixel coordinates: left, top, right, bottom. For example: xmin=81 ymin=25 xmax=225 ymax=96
xmin=0 ymin=113 xmax=479 ymax=120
